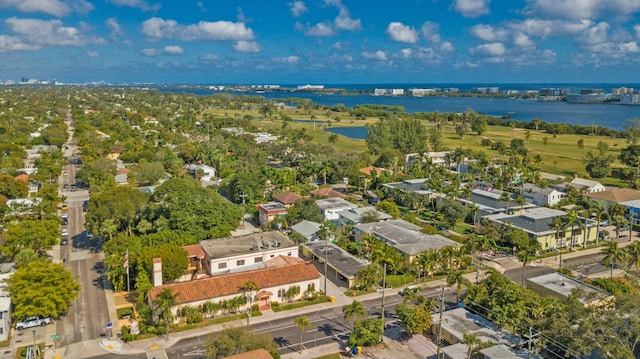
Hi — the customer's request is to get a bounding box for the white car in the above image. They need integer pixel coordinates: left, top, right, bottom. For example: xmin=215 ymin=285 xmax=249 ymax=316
xmin=15 ymin=316 xmax=51 ymax=330
xmin=61 ymin=228 xmax=69 ymax=236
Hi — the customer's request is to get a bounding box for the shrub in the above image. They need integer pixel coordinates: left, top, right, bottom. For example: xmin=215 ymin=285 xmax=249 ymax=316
xmin=271 ymin=302 xmax=280 ymax=310
xmin=386 ymin=273 xmax=416 ymax=288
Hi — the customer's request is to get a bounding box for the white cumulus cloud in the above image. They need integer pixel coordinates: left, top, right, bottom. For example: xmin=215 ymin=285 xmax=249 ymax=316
xmin=276 ymin=56 xmax=300 ymax=64
xmin=141 ymin=48 xmax=160 ymax=56
xmin=513 ymin=32 xmax=535 ymax=47
xmin=470 ymin=24 xmax=507 ymax=41
xmin=201 ymin=53 xmax=219 ymax=61
xmin=304 ymin=22 xmax=335 ymax=36
xmin=401 ymin=48 xmax=412 ymax=58
xmin=141 ymin=17 xmax=254 ymax=41
xmin=386 ymin=22 xmax=419 ymax=43
xmin=0 ymin=35 xmax=40 ymax=51
xmin=524 ymin=0 xmax=640 ymax=21
xmin=507 ymin=19 xmax=593 ymax=38
xmin=421 ymin=22 xmax=442 ymax=43
xmin=106 ymin=18 xmax=124 ymax=40
xmin=362 ymin=50 xmax=388 ymax=61
xmin=110 ymin=0 xmax=160 ymax=12
xmin=0 ymin=0 xmax=93 ymax=16
xmin=288 ymin=1 xmax=307 ymax=17
xmin=471 ymin=42 xmax=506 ymax=56
xmin=87 ymin=50 xmax=98 ymax=57
xmin=334 ymin=6 xmax=361 ymax=31
xmin=163 ymin=45 xmax=183 ymax=55
xmin=5 ymin=17 xmax=104 ymax=47
xmin=454 ymin=0 xmax=491 ymax=18
xmin=233 ymin=40 xmax=261 ymax=52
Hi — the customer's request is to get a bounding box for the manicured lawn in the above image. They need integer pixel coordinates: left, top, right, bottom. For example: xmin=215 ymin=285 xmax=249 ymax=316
xmin=204 ymin=105 xmax=631 ymax=181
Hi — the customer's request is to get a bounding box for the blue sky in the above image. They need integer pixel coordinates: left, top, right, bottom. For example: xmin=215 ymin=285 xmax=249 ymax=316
xmin=1 ymin=0 xmax=640 ymax=84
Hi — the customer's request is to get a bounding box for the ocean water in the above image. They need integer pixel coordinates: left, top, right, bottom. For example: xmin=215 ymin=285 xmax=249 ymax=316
xmin=156 ymin=83 xmax=640 ymax=130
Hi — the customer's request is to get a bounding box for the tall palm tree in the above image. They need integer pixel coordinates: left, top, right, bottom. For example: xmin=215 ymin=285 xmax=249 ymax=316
xmin=625 ymin=241 xmax=640 ymax=271
xmin=516 ymin=250 xmax=534 ymax=286
xmin=293 ymin=316 xmax=312 ymax=354
xmin=612 ymin=215 xmax=629 ymax=239
xmin=591 ymin=200 xmax=608 ymax=246
xmin=499 ymin=191 xmax=512 ymax=214
xmin=417 ymin=249 xmax=439 ymax=280
xmin=563 ymin=209 xmax=583 ymax=250
xmin=153 ymin=288 xmax=179 ymax=340
xmin=602 ymin=241 xmax=626 ymax=278
xmin=447 ymin=269 xmax=471 ymax=303
xmin=463 ymin=333 xmax=482 ymax=359
xmin=355 ymin=264 xmax=382 ymax=290
xmin=342 ymin=300 xmax=366 ymax=329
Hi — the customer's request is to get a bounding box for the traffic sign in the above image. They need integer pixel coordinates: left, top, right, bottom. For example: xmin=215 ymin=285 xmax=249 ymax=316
xmin=106 ymin=322 xmax=112 ymax=329
xmin=50 ymin=334 xmax=60 ymax=340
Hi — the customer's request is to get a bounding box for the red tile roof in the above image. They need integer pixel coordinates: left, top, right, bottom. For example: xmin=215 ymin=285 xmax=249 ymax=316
xmin=149 ymin=261 xmax=320 ymax=304
xmin=183 ymin=244 xmax=205 ymax=259
xmin=264 ymin=256 xmax=304 ymax=267
xmin=310 ymin=187 xmax=346 ymax=198
xmin=14 ymin=174 xmax=31 ymax=181
xmin=116 ymin=168 xmax=130 ymax=175
xmin=273 ymin=191 xmax=302 ymax=205
xmin=359 ymin=166 xmax=385 ymax=175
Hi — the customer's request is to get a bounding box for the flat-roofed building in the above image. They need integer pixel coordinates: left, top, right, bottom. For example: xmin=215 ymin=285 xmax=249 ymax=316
xmin=200 ymin=232 xmax=297 ymax=276
xmin=316 ymin=198 xmax=358 ymax=221
xmin=354 ymin=219 xmax=459 ymax=263
xmin=256 ymin=201 xmax=287 ymax=226
xmin=301 ymin=241 xmax=367 ymax=289
xmin=433 ymin=308 xmax=522 ymax=348
xmin=526 ymin=272 xmax=612 ymax=306
xmin=337 ymin=206 xmax=392 ymax=226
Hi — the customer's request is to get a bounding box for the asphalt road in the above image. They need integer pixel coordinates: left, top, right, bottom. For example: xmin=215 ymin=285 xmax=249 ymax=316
xmin=55 ymin=118 xmax=111 ymax=346
xmin=87 ymin=287 xmax=457 ymax=359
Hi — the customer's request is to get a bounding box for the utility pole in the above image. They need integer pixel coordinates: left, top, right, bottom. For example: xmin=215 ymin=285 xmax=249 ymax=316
xmin=239 ymin=192 xmax=248 ymax=226
xmin=373 ymin=263 xmax=394 ymax=343
xmin=436 ymin=286 xmax=446 ymax=359
xmin=246 ymin=287 xmax=253 ymax=327
xmin=526 ymin=326 xmax=539 ymax=359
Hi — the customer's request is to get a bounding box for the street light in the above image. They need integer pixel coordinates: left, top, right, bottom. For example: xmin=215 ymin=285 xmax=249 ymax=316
xmin=32 ymin=329 xmax=36 ymax=350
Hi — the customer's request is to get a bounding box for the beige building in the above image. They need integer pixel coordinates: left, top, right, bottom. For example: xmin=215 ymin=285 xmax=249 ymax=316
xmin=486 ymin=207 xmax=598 ymax=251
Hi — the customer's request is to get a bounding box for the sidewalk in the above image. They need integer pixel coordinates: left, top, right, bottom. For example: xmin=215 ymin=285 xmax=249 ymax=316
xmin=44 ymin=274 xmax=460 ymax=359
xmin=45 ymin=238 xmax=633 ymax=359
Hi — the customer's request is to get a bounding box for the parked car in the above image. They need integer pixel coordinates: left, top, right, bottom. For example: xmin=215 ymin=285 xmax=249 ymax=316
xmin=61 ymin=237 xmax=68 ymax=245
xmin=15 ymin=316 xmax=51 ymax=330
xmin=61 ymin=228 xmax=69 ymax=236
xmin=86 ymin=231 xmax=93 ymax=239
xmin=70 ymin=185 xmax=77 ymax=192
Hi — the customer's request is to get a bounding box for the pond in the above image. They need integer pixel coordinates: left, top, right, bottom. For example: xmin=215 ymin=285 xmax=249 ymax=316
xmin=323 ymin=126 xmax=367 ymax=140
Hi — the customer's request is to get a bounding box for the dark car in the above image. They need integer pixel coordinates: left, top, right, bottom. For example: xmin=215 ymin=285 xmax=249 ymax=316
xmin=70 ymin=185 xmax=77 ymax=192
xmin=61 ymin=237 xmax=68 ymax=245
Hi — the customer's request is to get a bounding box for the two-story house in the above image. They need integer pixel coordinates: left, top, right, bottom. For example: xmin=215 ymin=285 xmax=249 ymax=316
xmin=485 ymin=207 xmax=598 ymax=250
xmin=200 ymin=232 xmax=298 ymax=276
xmin=521 ymin=183 xmax=566 ymax=207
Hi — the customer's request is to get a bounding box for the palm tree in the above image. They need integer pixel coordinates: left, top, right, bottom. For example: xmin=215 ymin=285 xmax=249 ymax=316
xmin=202 ymin=301 xmax=221 ymax=319
xmin=602 ymin=241 xmax=626 ymax=278
xmin=293 ymin=315 xmax=312 ymax=354
xmin=499 ymin=191 xmax=512 ymax=214
xmin=516 ymin=250 xmax=534 ymax=286
xmin=355 ymin=264 xmax=382 ymax=290
xmin=515 ymin=195 xmax=526 ymax=213
xmin=577 ymin=139 xmax=585 ymax=160
xmin=417 ymin=249 xmax=439 ymax=280
xmin=239 ymin=280 xmax=260 ymax=326
xmin=153 ymin=288 xmax=179 ymax=340
xmin=563 ymin=209 xmax=583 ymax=250
xmin=447 ymin=269 xmax=471 ymax=303
xmin=592 ymin=201 xmax=608 ymax=246
xmin=612 ymin=214 xmax=629 ymax=239
xmin=318 ymin=160 xmax=331 ymax=185
xmin=463 ymin=332 xmax=482 ymax=359
xmin=342 ymin=300 xmax=366 ymax=329
xmin=625 ymin=241 xmax=640 ymax=271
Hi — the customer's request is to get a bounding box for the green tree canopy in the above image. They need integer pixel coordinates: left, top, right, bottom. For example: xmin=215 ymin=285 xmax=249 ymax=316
xmin=206 ymin=326 xmax=277 ymax=359
xmin=6 ymin=261 xmax=80 ymax=320
xmin=366 ymin=118 xmax=428 ymax=155
xmin=2 ymin=219 xmax=59 ymax=258
xmin=146 ymin=177 xmax=243 ymax=239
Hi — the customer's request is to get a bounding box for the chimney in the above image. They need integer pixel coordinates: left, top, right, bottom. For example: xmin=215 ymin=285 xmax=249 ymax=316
xmin=153 ymin=258 xmax=163 ymax=287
